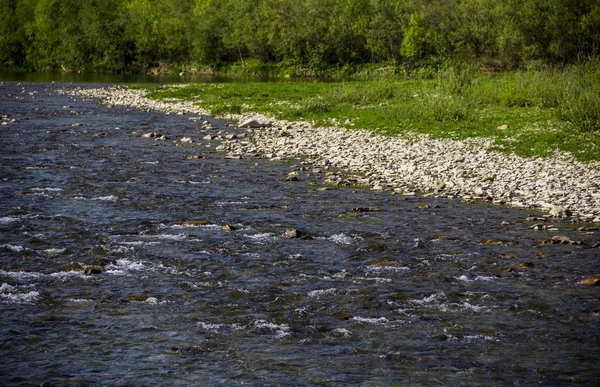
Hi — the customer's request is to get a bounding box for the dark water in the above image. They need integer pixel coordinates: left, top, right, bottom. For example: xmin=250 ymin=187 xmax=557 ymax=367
xmin=0 ymin=70 xmax=230 ymax=85
xmin=1 ymin=82 xmax=599 ymax=386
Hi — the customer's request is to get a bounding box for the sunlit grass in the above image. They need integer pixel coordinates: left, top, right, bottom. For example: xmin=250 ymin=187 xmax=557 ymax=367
xmin=141 ymin=65 xmax=600 ymax=162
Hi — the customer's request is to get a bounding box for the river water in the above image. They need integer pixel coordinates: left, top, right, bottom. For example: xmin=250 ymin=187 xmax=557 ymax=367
xmin=1 ymin=82 xmax=599 ymax=386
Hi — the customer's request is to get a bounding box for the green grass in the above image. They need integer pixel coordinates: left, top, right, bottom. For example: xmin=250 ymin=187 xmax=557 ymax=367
xmin=141 ymin=63 xmax=600 ymax=162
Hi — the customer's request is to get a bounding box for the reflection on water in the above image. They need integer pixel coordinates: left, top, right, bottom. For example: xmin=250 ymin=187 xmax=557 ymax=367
xmin=1 ymin=82 xmax=599 ymax=385
xmin=0 ymin=70 xmax=324 ymax=84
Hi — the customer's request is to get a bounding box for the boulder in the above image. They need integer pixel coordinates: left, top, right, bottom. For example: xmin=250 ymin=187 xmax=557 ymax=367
xmin=239 ymin=118 xmax=271 ymax=128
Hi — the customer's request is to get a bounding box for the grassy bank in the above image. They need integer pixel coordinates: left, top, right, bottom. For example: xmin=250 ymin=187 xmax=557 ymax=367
xmin=142 ymin=64 xmax=600 ymax=163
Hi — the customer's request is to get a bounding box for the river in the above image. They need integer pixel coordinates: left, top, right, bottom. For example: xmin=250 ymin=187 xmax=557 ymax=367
xmin=1 ymin=81 xmax=599 ymax=385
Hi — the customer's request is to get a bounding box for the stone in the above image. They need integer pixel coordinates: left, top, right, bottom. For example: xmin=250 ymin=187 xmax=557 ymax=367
xmin=182 ymin=220 xmax=207 ymax=227
xmin=239 ymin=118 xmax=271 ymax=128
xmin=542 ymin=235 xmax=584 ymax=245
xmin=281 ymin=228 xmax=302 ymax=239
xmin=518 ymin=262 xmax=534 ymax=268
xmin=222 ymin=224 xmax=236 ymax=232
xmin=413 ymin=238 xmax=427 ymax=248
xmin=284 ymin=173 xmax=299 ymax=181
xmin=579 ymin=278 xmax=600 ymax=286
xmin=350 ymin=207 xmax=382 ymax=212
xmin=432 ymin=236 xmax=460 ymax=241
xmin=434 ymin=180 xmax=446 ymax=191
xmin=526 ymin=217 xmax=547 ymax=222
xmin=548 ymin=205 xmax=572 ymax=218
xmin=84 ymin=266 xmax=103 ymax=275
xmin=482 ymin=239 xmax=505 ymax=245
xmin=180 ymin=137 xmax=193 ymax=143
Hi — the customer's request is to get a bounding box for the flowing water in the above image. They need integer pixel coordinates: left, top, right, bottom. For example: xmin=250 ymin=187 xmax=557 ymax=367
xmin=1 ymin=82 xmax=599 ymax=386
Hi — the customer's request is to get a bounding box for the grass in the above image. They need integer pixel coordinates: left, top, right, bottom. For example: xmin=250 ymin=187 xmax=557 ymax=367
xmin=140 ymin=62 xmax=600 ymax=162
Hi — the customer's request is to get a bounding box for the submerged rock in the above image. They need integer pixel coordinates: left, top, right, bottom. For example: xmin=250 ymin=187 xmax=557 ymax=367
xmin=182 ymin=220 xmax=208 ymax=227
xmin=541 ymin=235 xmax=584 ymax=245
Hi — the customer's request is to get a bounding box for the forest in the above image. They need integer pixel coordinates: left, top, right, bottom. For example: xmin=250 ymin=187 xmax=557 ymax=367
xmin=1 ymin=0 xmax=599 ymax=75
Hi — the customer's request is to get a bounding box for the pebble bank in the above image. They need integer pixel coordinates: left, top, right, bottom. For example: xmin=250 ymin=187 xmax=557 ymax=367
xmin=61 ymin=86 xmax=600 ymax=222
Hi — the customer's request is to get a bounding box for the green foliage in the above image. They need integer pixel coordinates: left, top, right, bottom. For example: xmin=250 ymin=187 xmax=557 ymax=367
xmin=1 ymin=0 xmax=599 ymax=74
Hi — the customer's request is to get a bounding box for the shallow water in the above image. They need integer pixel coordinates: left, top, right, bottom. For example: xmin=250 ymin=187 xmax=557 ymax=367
xmin=1 ymin=82 xmax=599 ymax=385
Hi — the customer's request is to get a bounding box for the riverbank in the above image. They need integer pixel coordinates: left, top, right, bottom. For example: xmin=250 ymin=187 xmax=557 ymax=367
xmin=60 ymin=86 xmax=600 ymax=222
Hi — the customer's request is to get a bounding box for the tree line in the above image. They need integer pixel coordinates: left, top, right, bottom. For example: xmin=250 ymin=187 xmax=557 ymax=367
xmin=1 ymin=0 xmax=599 ymax=74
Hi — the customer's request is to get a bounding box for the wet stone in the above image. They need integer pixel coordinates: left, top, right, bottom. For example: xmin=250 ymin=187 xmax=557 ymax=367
xmin=579 ymin=278 xmax=600 ymax=286
xmin=542 ymin=236 xmax=584 ymax=245
xmin=281 ymin=228 xmax=303 ymax=239
xmin=83 ymin=266 xmax=103 ymax=275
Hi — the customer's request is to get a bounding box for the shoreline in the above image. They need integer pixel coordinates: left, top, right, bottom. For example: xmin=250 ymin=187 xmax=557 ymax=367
xmin=61 ymin=85 xmax=600 ymax=222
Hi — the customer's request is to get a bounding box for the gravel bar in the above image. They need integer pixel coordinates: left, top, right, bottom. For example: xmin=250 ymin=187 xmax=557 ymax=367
xmin=61 ymin=86 xmax=600 ymax=222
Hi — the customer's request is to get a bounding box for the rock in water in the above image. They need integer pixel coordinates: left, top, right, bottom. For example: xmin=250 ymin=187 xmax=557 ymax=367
xmin=281 ymin=228 xmax=302 ymax=239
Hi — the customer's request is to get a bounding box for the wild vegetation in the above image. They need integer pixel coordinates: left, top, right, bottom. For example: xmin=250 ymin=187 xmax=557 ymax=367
xmin=142 ymin=63 xmax=600 ymax=161
xmin=1 ymin=0 xmax=599 ymax=74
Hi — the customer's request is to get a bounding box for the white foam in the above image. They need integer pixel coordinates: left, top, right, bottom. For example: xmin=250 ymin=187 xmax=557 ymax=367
xmin=308 ymin=288 xmax=338 ymax=298
xmin=172 ymin=223 xmax=221 ymax=230
xmin=329 ymin=328 xmax=352 ymax=337
xmin=48 ymin=271 xmax=88 ymax=281
xmin=0 ymin=270 xmax=42 ymax=280
xmin=355 ymin=276 xmax=392 ymax=284
xmin=43 ymin=248 xmax=66 ymax=254
xmin=92 ymin=195 xmax=118 ymax=202
xmin=411 ymin=293 xmax=445 ymax=305
xmin=365 ymin=265 xmax=410 ymax=273
xmin=0 ymin=283 xmax=39 ymax=304
xmin=148 ymin=233 xmax=188 ymax=241
xmin=1 ymin=244 xmax=27 ymax=252
xmin=252 ymin=320 xmax=291 ymax=338
xmin=350 ymin=316 xmax=390 ymax=325
xmin=198 ymin=322 xmax=225 ymax=332
xmin=67 ymin=298 xmax=93 ymax=304
xmin=411 ymin=292 xmax=491 ymax=313
xmin=0 ymin=269 xmax=87 ymax=281
xmin=243 ymin=233 xmax=278 ymax=244
xmin=105 ymin=258 xmax=146 ymax=274
xmin=456 ymin=275 xmax=498 ymax=283
xmin=319 ymin=233 xmax=364 ymax=245
xmin=32 ymin=187 xmax=63 ymax=192
xmin=0 ymin=216 xmax=22 ymax=224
